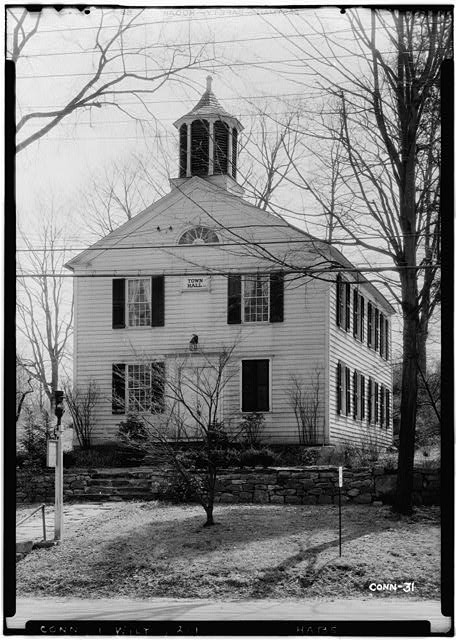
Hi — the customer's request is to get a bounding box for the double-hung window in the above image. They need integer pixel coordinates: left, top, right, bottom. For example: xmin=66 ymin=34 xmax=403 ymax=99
xmin=243 ymin=274 xmax=269 ymax=323
xmin=336 ymin=361 xmax=351 ymax=416
xmin=112 ymin=362 xmax=165 ymax=414
xmin=127 ymin=279 xmax=151 ymax=327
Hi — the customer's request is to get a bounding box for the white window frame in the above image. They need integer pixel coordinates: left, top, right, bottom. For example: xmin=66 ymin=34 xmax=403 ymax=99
xmin=126 ymin=362 xmax=164 ymax=413
xmin=239 ymin=357 xmax=272 ymax=413
xmin=126 ymin=277 xmax=151 ymax=328
xmin=242 ymin=274 xmax=270 ymax=323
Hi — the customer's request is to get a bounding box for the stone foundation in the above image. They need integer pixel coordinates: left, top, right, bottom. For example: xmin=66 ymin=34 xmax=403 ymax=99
xmin=16 ymin=465 xmax=440 ymax=506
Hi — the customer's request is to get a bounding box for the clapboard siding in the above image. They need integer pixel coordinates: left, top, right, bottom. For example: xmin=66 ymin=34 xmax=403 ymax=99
xmin=328 ymin=280 xmax=393 ymax=448
xmin=75 ymin=270 xmax=329 ymax=444
xmin=70 ymin=177 xmax=394 ymax=446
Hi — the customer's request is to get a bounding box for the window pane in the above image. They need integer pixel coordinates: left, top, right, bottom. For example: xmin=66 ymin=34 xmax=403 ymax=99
xmin=244 ymin=275 xmax=269 ymax=322
xmin=127 ymin=279 xmax=151 ymax=326
xmin=128 ymin=364 xmax=151 ymax=411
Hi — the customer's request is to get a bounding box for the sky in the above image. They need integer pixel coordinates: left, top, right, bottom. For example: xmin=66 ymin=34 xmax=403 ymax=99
xmin=9 ymin=5 xmax=442 ymax=367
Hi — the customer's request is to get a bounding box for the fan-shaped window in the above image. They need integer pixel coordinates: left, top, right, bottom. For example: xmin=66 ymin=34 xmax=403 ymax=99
xmin=178 ymin=226 xmax=219 ymax=245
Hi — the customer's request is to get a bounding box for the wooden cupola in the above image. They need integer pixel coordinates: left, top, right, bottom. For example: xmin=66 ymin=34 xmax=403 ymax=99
xmin=173 ymin=77 xmax=243 ymax=188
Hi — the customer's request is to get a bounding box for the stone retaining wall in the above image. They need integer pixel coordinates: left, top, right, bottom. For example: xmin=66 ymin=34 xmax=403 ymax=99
xmin=16 ymin=466 xmax=440 ymax=506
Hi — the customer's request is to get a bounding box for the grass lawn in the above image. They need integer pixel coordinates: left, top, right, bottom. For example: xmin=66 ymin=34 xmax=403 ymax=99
xmin=16 ymin=502 xmax=440 ymax=600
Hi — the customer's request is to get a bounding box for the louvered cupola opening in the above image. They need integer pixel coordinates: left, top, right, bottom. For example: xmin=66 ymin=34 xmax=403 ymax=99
xmin=179 ymin=123 xmax=187 ymax=178
xmin=232 ymin=127 xmax=238 ymax=180
xmin=191 ymin=119 xmax=210 ymax=176
xmin=214 ymin=120 xmax=229 ymax=174
xmin=173 ymin=76 xmax=244 ymax=188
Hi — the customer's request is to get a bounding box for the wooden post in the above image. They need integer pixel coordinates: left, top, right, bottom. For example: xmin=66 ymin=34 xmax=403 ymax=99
xmin=54 ymin=417 xmax=63 ymax=541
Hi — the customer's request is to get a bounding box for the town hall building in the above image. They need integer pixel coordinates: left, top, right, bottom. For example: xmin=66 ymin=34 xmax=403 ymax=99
xmin=66 ymin=78 xmax=394 ymax=448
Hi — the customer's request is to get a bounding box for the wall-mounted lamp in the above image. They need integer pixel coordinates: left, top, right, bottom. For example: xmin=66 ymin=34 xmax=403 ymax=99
xmin=189 ymin=334 xmax=199 ymax=351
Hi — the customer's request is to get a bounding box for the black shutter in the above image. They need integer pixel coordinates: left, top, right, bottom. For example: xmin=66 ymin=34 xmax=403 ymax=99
xmin=375 ymin=308 xmax=379 ymax=351
xmin=353 ymin=370 xmax=358 ymax=419
xmin=360 ymin=296 xmax=365 ymax=342
xmin=345 ymin=282 xmax=350 ymax=331
xmin=151 ymin=361 xmax=165 ymax=414
xmin=345 ymin=366 xmax=351 ymax=414
xmin=270 ymin=272 xmax=284 ymax=322
xmin=353 ymin=290 xmax=358 ymax=338
xmin=256 ymin=360 xmax=270 ymax=411
xmin=336 ymin=362 xmax=342 ymax=414
xmin=336 ymin=275 xmax=342 ymax=327
xmin=227 ymin=274 xmax=242 ymax=324
xmin=367 ymin=379 xmax=372 ymax=423
xmin=360 ymin=375 xmax=365 ymax=420
xmin=386 ymin=389 xmax=390 ymax=427
xmin=385 ymin=319 xmax=389 ymax=360
xmin=112 ymin=279 xmax=125 ymax=329
xmin=112 ymin=363 xmax=126 ymax=414
xmin=367 ymin=302 xmax=372 ymax=347
xmin=152 ymin=276 xmax=165 ymax=327
xmin=242 ymin=360 xmax=256 ymax=412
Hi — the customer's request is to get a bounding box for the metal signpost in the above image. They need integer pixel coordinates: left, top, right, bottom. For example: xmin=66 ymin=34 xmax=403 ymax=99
xmin=338 ymin=466 xmax=343 ymax=556
xmin=54 ymin=390 xmax=65 ymax=541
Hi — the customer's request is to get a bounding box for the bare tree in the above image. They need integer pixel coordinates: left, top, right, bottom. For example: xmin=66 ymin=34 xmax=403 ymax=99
xmin=118 ymin=346 xmax=239 ymax=527
xmin=16 ymin=216 xmax=73 ymax=409
xmin=261 ymin=8 xmax=449 ymax=513
xmin=288 ymin=369 xmax=322 ymax=445
xmin=64 ymin=381 xmax=100 ymax=450
xmin=8 ymin=7 xmax=209 ymax=153
xmin=16 ymin=356 xmax=34 ymax=423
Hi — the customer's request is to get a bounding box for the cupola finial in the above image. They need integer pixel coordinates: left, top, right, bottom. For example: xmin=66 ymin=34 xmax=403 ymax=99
xmin=206 ymin=75 xmax=213 ymax=92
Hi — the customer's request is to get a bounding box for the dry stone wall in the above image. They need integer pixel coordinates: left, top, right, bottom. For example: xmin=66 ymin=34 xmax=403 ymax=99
xmin=16 ymin=466 xmax=440 ymax=506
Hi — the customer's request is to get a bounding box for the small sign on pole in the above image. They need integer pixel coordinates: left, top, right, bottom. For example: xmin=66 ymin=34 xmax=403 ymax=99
xmin=46 ymin=439 xmax=57 ymax=468
xmin=338 ymin=466 xmax=343 ymax=556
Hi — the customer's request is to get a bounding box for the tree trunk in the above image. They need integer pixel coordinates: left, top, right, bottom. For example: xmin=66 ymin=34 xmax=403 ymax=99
xmin=394 ymin=271 xmax=419 ymax=514
xmin=203 ymin=503 xmax=215 ymax=527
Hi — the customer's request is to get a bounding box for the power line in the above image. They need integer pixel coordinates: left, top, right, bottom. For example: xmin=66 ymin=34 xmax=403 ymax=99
xmin=16 ymin=264 xmax=441 ymax=278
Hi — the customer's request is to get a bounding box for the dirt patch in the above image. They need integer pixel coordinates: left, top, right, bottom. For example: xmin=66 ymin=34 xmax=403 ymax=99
xmin=16 ymin=502 xmax=440 ymax=600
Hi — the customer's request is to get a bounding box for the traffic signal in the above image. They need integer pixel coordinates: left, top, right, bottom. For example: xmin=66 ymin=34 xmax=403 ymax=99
xmin=54 ymin=389 xmax=64 ymax=418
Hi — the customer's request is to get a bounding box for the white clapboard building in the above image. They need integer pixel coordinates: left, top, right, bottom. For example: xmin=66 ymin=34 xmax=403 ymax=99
xmin=66 ymin=78 xmax=394 ymax=448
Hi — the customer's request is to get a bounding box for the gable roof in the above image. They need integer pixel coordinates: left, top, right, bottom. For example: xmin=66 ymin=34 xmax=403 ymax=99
xmin=65 ymin=176 xmax=395 ymax=315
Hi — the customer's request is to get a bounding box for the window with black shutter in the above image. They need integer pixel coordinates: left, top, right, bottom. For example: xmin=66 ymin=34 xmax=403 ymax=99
xmin=336 ymin=275 xmax=343 ymax=327
xmin=385 ymin=319 xmax=389 ymax=360
xmin=386 ymin=389 xmax=390 ymax=427
xmin=380 ymin=313 xmax=385 ymax=357
xmin=360 ymin=295 xmax=365 ymax=342
xmin=374 ymin=382 xmax=379 ymax=423
xmin=270 ymin=272 xmax=284 ymax=322
xmin=367 ymin=378 xmax=373 ymax=423
xmin=380 ymin=386 xmax=385 ymax=426
xmin=353 ymin=370 xmax=358 ymax=419
xmin=375 ymin=308 xmax=379 ymax=351
xmin=242 ymin=359 xmax=270 ymax=412
xmin=360 ymin=374 xmax=365 ymax=420
xmin=227 ymin=274 xmax=242 ymax=324
xmin=345 ymin=366 xmax=351 ymax=415
xmin=345 ymin=282 xmax=351 ymax=331
xmin=353 ymin=290 xmax=359 ymax=338
xmin=112 ymin=279 xmax=125 ymax=329
xmin=367 ymin=302 xmax=373 ymax=347
xmin=336 ymin=362 xmax=342 ymax=414
xmin=112 ymin=363 xmax=126 ymax=414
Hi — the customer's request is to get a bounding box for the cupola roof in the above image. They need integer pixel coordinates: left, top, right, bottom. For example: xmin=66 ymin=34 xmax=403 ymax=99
xmin=173 ymin=77 xmax=243 ymax=130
